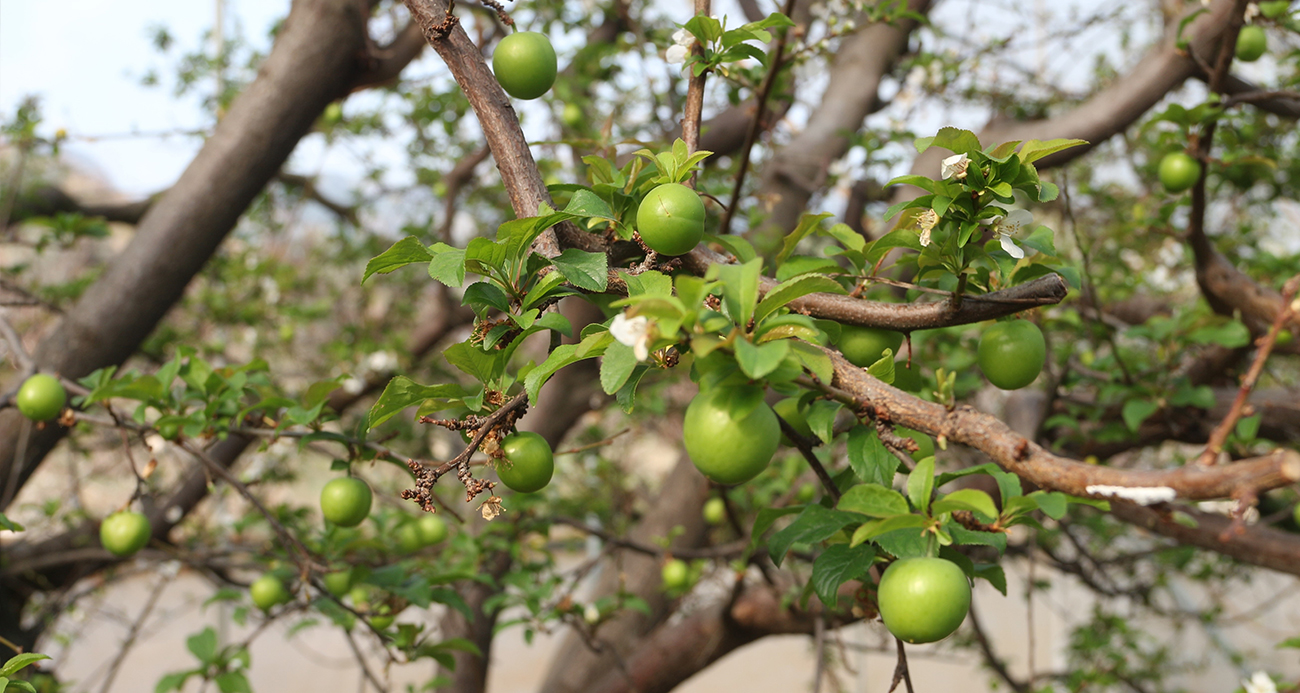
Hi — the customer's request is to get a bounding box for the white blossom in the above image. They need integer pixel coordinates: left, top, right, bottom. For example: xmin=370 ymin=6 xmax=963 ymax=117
xmin=1085 ymin=485 xmax=1177 ymax=505
xmin=1244 ymin=3 xmax=1260 ymax=21
xmin=915 ymin=208 xmax=939 ymax=247
xmin=991 ymin=208 xmax=1033 ymax=259
xmin=940 ymin=153 xmax=970 ymax=180
xmin=666 ymin=28 xmax=695 ymax=65
xmin=1243 ymin=672 xmax=1276 ymax=693
xmin=584 ymin=604 xmax=602 ymax=624
xmin=610 ymin=313 xmax=651 ymax=361
xmin=366 ymin=350 xmax=399 ymax=373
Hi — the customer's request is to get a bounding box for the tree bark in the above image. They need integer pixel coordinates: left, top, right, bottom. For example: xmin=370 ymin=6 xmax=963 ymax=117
xmin=0 ymin=0 xmax=373 ymax=511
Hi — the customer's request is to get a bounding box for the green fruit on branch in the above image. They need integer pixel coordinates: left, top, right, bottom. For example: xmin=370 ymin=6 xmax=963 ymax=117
xmin=396 ymin=522 xmax=424 ymax=554
xmin=636 ymin=183 xmax=705 ymax=256
xmin=836 ymin=325 xmax=904 ymax=369
xmin=492 ymin=31 xmax=557 ymax=100
xmin=795 ymin=482 xmax=817 ymax=503
xmin=417 ymin=513 xmax=448 ymax=545
xmin=703 ymin=497 xmax=727 ymax=525
xmin=323 ymin=569 xmax=354 ymax=597
xmin=100 ymin=511 xmax=152 ymax=557
xmin=16 ymin=373 xmax=67 ymax=422
xmin=320 ymin=477 xmax=373 ymax=527
xmin=977 ymin=320 xmax=1046 ymax=390
xmin=250 ymin=574 xmax=292 ymax=612
xmin=661 ymin=559 xmax=689 ymax=590
xmin=773 ymin=397 xmax=813 ymax=444
xmin=1158 ymin=152 xmax=1202 ymax=193
xmin=497 ymin=431 xmax=555 ymax=493
xmin=1235 ymin=25 xmax=1267 ymax=62
xmin=876 ymin=557 xmax=971 ymax=644
xmin=683 ymin=385 xmax=779 ymax=485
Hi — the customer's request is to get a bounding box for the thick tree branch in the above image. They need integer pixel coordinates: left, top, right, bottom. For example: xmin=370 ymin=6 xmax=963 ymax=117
xmin=823 ymin=349 xmax=1300 ymax=502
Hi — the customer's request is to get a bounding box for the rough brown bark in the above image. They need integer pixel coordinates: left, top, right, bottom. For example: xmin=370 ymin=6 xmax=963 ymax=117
xmin=538 ymin=454 xmax=712 ymax=693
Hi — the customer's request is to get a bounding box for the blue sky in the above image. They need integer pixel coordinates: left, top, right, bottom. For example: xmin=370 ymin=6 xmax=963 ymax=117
xmin=0 ymin=1 xmax=287 ymax=195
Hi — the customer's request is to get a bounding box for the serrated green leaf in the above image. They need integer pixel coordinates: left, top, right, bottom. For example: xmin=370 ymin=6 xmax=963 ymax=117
xmin=930 ymin=489 xmax=998 ymax=520
xmin=599 ymin=341 xmax=639 ymax=395
xmin=733 ymin=337 xmax=789 ymax=380
xmin=849 ymin=514 xmax=926 ymax=547
xmin=805 ymin=399 xmax=841 ymax=444
xmin=810 ymin=543 xmax=876 ymax=607
xmin=552 ymin=249 xmax=608 ymax=292
xmin=0 ymin=654 xmax=49 ymax=678
xmin=427 ymin=246 xmax=467 ymax=287
xmin=363 ymin=236 xmax=433 ymax=284
xmin=367 ymin=377 xmax=468 ymax=430
xmin=845 ymin=426 xmax=897 ymax=486
xmin=707 ymin=257 xmax=763 ymax=328
xmin=948 ymin=525 xmax=1007 ymax=553
xmin=838 ymin=482 xmax=908 ymax=517
xmin=915 ymin=127 xmax=982 ymax=156
xmin=767 ymin=505 xmax=859 ymax=567
xmin=754 ymin=273 xmax=846 ymax=323
xmin=1016 ymin=138 xmax=1088 ymax=164
xmin=443 ymin=342 xmax=506 ymax=385
xmin=907 ymin=455 xmax=935 ymax=513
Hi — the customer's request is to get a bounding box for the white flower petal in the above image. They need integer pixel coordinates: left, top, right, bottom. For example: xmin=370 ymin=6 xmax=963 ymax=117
xmin=919 ymin=228 xmax=931 ymax=247
xmin=1243 ymin=672 xmax=1276 ymax=693
xmin=665 ymin=44 xmax=689 ymax=64
xmin=610 ymin=313 xmax=648 ymax=346
xmin=940 ymin=153 xmax=970 ymax=180
xmin=633 ymin=341 xmax=649 ymax=362
xmin=999 ymin=233 xmax=1025 ymax=259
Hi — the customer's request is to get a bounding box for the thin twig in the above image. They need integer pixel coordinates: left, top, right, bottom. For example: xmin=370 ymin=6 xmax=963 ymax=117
xmin=777 ymin=415 xmax=841 ymax=502
xmin=343 ymin=627 xmax=390 ymax=693
xmin=888 ymin=637 xmax=915 ymax=693
xmin=550 ymin=516 xmax=749 ymax=559
xmin=98 ymin=572 xmax=173 ymax=693
xmin=719 ymin=0 xmax=797 ymax=235
xmin=1196 ymin=275 xmax=1300 ymax=466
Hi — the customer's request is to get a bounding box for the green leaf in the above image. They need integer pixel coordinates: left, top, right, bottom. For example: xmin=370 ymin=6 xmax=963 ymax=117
xmin=427 ymin=245 xmax=467 ymax=288
xmin=865 ymin=349 xmax=895 ymax=384
xmin=1188 ymin=321 xmax=1251 ymax=348
xmin=0 ymin=512 xmax=24 ymax=533
xmin=564 ymin=189 xmax=616 ymax=219
xmin=930 ymin=489 xmax=999 ymax=520
xmin=733 ymin=337 xmax=789 ymax=380
xmin=186 ymin=627 xmax=218 ymax=664
xmin=443 ymin=342 xmax=506 ymax=384
xmin=845 ymin=426 xmax=897 ymax=486
xmin=624 ymin=269 xmax=674 ymax=297
xmin=838 ymin=483 xmax=909 ymax=517
xmin=0 ymin=654 xmax=50 ymax=678
xmin=805 ymin=399 xmax=841 ymax=444
xmin=1016 ymin=138 xmax=1088 ymax=164
xmin=707 ymin=257 xmax=763 ymax=329
xmin=462 ymin=281 xmax=512 ymax=317
xmin=600 ymin=341 xmax=639 ymax=395
xmin=1122 ymin=399 xmax=1159 ymax=433
xmin=863 ymin=228 xmax=923 ymax=267
xmin=972 ymin=563 xmax=1007 ymax=595
xmin=525 ymin=344 xmax=582 ymax=405
xmin=552 ymin=249 xmax=608 ymax=292
xmin=747 ymin=506 xmax=803 ymax=554
xmin=615 ymin=365 xmax=650 ymax=413
xmin=363 ymin=236 xmax=433 ymax=284
xmin=367 ymin=377 xmax=467 ymax=430
xmin=1236 ymin=414 xmax=1262 ymax=441
xmin=788 ymin=341 xmax=834 ymax=384
xmin=767 ymin=505 xmax=858 ymax=567
xmin=907 ymin=455 xmax=935 ymax=513
xmin=776 ymin=212 xmax=834 ymax=263
xmin=849 ymin=514 xmax=927 ymax=547
xmin=754 ymin=273 xmax=846 ymax=323
xmin=1028 ymin=491 xmax=1068 ymax=519
xmin=810 ymin=544 xmax=876 ymax=607
xmin=215 ymin=671 xmax=252 ymax=693
xmin=154 ymin=671 xmax=195 ymax=693
xmin=915 ymin=127 xmax=982 ymax=156
xmin=883 ymin=174 xmax=938 ymax=193
xmin=949 ymin=525 xmax=1007 ymax=553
